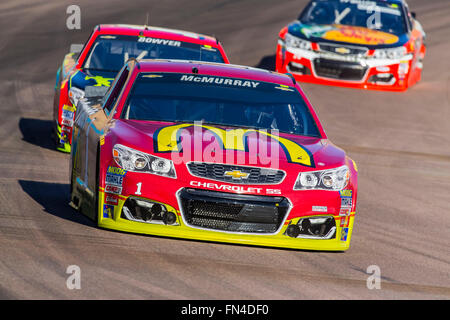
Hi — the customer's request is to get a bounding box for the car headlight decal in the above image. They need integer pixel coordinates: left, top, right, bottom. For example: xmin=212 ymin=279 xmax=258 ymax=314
xmin=373 ymin=46 xmax=407 ymax=60
xmin=294 ymin=165 xmax=349 ymax=191
xmin=284 ymin=33 xmax=312 ymax=51
xmin=68 ymin=87 xmax=85 ymax=106
xmin=113 ymin=144 xmax=176 ymax=178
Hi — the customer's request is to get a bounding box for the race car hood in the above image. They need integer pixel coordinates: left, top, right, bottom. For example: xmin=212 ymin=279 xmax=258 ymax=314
xmin=112 ymin=120 xmax=347 ymax=171
xmin=287 ymin=21 xmax=409 ymax=49
xmin=70 ymin=68 xmax=116 ymax=90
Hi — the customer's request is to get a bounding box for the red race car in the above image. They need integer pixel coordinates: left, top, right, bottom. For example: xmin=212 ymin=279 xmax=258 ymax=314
xmin=276 ymin=0 xmax=426 ymax=91
xmin=70 ymin=59 xmax=358 ymax=251
xmin=53 ymin=24 xmax=229 ymax=152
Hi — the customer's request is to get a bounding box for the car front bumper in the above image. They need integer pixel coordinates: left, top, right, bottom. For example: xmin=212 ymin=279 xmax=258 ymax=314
xmin=276 ymin=44 xmax=415 ymax=91
xmin=97 ymin=182 xmax=356 ymax=251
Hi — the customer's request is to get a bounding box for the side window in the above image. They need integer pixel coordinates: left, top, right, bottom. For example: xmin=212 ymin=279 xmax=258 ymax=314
xmin=403 ymin=4 xmax=414 ymax=32
xmin=103 ymin=66 xmax=130 ymax=113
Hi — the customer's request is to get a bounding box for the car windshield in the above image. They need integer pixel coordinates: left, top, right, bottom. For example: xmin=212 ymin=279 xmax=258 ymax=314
xmin=299 ymin=0 xmax=406 ymax=35
xmin=83 ymin=35 xmax=224 ymax=72
xmin=121 ymin=73 xmax=321 ymax=137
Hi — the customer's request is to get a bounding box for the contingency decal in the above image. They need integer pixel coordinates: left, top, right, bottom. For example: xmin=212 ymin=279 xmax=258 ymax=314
xmin=61 ymin=104 xmax=75 ymax=127
xmin=312 ymin=206 xmax=327 ymax=212
xmin=340 ymin=189 xmax=353 ymax=208
xmin=104 ymin=193 xmax=119 ymax=205
xmin=105 ymin=166 xmax=127 ymax=195
xmin=341 ymin=227 xmax=349 ymax=241
xmin=103 ymin=204 xmax=114 ymax=219
xmin=339 ymin=208 xmax=351 ymax=227
xmin=154 ymin=123 xmax=315 ymax=167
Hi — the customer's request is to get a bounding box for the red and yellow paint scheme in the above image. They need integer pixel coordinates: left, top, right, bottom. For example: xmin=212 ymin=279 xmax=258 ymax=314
xmin=70 ymin=59 xmax=358 ymax=251
xmin=276 ymin=0 xmax=426 ymax=91
xmin=53 ymin=24 xmax=230 ymax=152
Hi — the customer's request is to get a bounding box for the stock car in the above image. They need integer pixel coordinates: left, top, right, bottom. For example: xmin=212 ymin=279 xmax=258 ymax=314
xmin=53 ymin=24 xmax=229 ymax=153
xmin=276 ymin=0 xmax=426 ymax=91
xmin=69 ymin=59 xmax=358 ymax=251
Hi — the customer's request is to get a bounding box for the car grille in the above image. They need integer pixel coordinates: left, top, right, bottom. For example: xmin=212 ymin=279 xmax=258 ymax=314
xmin=179 ymin=188 xmax=290 ymax=234
xmin=187 ymin=162 xmax=285 ymax=185
xmin=313 ymin=58 xmax=367 ymax=81
xmin=318 ymin=43 xmax=368 ymax=56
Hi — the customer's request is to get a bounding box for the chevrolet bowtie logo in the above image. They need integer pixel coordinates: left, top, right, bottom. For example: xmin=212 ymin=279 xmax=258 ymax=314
xmin=224 ymin=170 xmax=250 ymax=180
xmin=335 ymin=47 xmax=350 ymax=54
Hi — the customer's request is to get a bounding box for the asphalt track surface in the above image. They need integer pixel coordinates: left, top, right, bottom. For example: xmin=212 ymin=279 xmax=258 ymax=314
xmin=0 ymin=0 xmax=449 ymax=300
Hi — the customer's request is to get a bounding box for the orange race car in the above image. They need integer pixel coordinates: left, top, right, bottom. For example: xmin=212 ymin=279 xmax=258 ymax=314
xmin=276 ymin=0 xmax=426 ymax=91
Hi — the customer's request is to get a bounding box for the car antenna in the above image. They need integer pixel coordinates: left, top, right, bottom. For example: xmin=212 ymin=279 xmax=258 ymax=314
xmin=144 ymin=12 xmax=149 ymax=30
xmin=140 ymin=13 xmax=149 ymax=36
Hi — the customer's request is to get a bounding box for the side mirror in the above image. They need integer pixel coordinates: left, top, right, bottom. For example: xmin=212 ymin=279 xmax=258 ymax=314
xmin=411 ymin=11 xmax=417 ymax=19
xmin=85 ymin=86 xmax=109 ymax=98
xmin=69 ymin=43 xmax=84 ymax=55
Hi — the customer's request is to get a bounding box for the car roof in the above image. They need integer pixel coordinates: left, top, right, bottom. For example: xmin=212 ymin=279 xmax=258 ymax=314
xmin=94 ymin=24 xmax=219 ymax=46
xmin=133 ymin=59 xmax=296 ymax=87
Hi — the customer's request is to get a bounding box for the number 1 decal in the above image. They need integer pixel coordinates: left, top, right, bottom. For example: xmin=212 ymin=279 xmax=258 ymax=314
xmin=135 ymin=182 xmax=142 ymax=195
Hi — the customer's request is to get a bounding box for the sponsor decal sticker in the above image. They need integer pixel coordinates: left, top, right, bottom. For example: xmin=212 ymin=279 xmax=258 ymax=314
xmin=105 ymin=194 xmax=119 ymax=205
xmin=138 ymin=37 xmax=182 ymax=47
xmin=155 ymin=123 xmax=314 ymax=167
xmin=61 ymin=119 xmax=73 ymax=127
xmin=84 ymin=75 xmax=114 ymax=87
xmin=100 ymin=35 xmax=117 ymax=39
xmin=63 ymin=104 xmax=75 ymax=112
xmin=341 ymin=197 xmax=352 ymax=208
xmin=103 ymin=204 xmax=114 ymax=219
xmin=322 ymin=25 xmax=399 ymax=45
xmin=300 ymin=24 xmax=334 ymax=38
xmin=340 ymin=189 xmax=352 ymax=208
xmin=105 ymin=184 xmax=122 ymax=195
xmin=105 ymin=167 xmax=126 ymax=189
xmin=62 ymin=109 xmax=74 ymax=120
xmin=180 ymin=75 xmax=260 ymax=88
xmin=105 ymin=174 xmax=123 ymax=186
xmin=190 ymin=181 xmax=263 ymax=194
xmin=312 ymin=206 xmax=327 ymax=212
xmin=274 ymin=84 xmax=294 ymax=92
xmin=340 ymin=190 xmax=352 ymax=198
xmin=339 ymin=208 xmax=351 ymax=227
xmin=107 ymin=166 xmax=127 ymax=176
xmin=103 ymin=204 xmax=114 ymax=218
xmin=341 ymin=227 xmax=349 ymax=241
xmin=202 ymin=45 xmax=217 ymax=51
